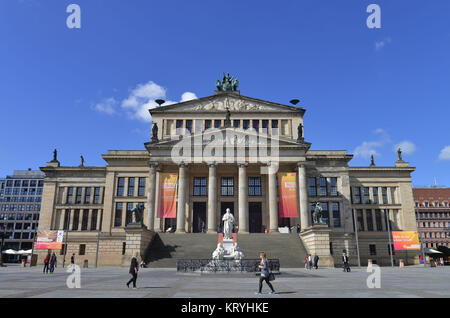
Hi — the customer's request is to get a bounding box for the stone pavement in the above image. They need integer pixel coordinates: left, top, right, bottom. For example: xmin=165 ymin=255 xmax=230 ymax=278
xmin=0 ymin=264 xmax=449 ymax=298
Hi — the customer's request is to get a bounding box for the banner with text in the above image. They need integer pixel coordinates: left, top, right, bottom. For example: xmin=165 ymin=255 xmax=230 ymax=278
xmin=35 ymin=230 xmax=64 ymax=250
xmin=278 ymin=172 xmax=299 ymax=218
xmin=157 ymin=173 xmax=178 ymax=218
xmin=392 ymin=231 xmax=421 ymax=250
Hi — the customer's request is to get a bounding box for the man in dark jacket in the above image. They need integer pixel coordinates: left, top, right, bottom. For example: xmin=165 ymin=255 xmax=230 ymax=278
xmin=126 ymin=253 xmax=139 ymax=289
xmin=49 ymin=253 xmax=57 ymax=273
xmin=342 ymin=253 xmax=350 ymax=272
xmin=313 ymin=255 xmax=319 ymax=269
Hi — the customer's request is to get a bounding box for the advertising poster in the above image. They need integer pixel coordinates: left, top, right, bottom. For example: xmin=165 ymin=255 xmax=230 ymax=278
xmin=157 ymin=173 xmax=178 ymax=218
xmin=392 ymin=231 xmax=421 ymax=251
xmin=277 ymin=172 xmax=299 ymax=218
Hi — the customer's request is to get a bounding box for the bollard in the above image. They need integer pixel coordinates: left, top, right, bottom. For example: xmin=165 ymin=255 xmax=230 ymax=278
xmin=399 ymin=259 xmax=404 ymax=268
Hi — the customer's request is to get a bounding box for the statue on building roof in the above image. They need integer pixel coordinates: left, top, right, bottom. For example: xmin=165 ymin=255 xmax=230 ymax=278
xmin=151 ymin=122 xmax=159 ymax=143
xmin=216 ymin=72 xmax=239 ymax=92
xmin=80 ymin=155 xmax=84 ymax=167
xmin=397 ymin=148 xmax=403 ymax=161
xmin=297 ymin=123 xmax=303 ymax=143
xmin=52 ymin=149 xmax=58 ymax=162
xmin=224 ymin=107 xmax=231 ymax=128
xmin=370 ymin=154 xmax=375 ymax=166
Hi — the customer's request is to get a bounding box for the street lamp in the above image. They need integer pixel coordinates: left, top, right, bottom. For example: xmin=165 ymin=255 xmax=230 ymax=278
xmin=415 ymin=208 xmax=427 ymax=267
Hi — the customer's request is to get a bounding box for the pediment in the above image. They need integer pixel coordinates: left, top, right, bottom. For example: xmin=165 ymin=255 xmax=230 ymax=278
xmin=150 ymin=93 xmax=304 ymax=114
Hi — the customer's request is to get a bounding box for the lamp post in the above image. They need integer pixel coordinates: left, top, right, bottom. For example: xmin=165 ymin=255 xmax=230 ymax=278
xmin=415 ymin=208 xmax=427 ymax=267
xmin=62 ymin=210 xmax=71 ymax=268
xmin=352 ymin=209 xmax=361 ymax=268
xmin=385 ymin=209 xmax=394 ymax=267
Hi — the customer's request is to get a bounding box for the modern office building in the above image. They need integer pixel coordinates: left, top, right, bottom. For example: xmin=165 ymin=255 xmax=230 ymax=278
xmin=0 ymin=170 xmax=45 ymax=260
xmin=35 ymin=79 xmax=420 ymax=267
xmin=413 ymin=187 xmax=450 ymax=249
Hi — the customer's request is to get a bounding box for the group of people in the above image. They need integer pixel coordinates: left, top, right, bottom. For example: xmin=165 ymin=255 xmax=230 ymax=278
xmin=42 ymin=253 xmax=57 ymax=274
xmin=304 ymin=254 xmax=320 ymax=270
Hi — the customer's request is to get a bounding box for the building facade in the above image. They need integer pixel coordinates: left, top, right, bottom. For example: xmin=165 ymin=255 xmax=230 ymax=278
xmin=0 ymin=170 xmax=44 ymax=260
xmin=413 ymin=187 xmax=450 ymax=249
xmin=36 ymin=88 xmax=420 ymax=267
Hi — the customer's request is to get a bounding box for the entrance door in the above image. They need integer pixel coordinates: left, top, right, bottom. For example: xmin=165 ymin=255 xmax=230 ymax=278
xmin=249 ymin=202 xmax=263 ymax=233
xmin=220 ymin=202 xmax=234 ymax=233
xmin=193 ymin=202 xmax=206 ymax=233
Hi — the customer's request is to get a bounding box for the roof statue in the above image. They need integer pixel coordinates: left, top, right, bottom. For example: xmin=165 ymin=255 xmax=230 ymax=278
xmin=216 ymin=72 xmax=239 ymax=92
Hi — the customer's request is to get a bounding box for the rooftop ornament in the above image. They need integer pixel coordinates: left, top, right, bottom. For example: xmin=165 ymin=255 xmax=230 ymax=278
xmin=216 ymin=72 xmax=239 ymax=91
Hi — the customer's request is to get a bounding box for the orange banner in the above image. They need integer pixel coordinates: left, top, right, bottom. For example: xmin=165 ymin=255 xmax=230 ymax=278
xmin=278 ymin=172 xmax=299 ymax=218
xmin=35 ymin=230 xmax=64 ymax=250
xmin=157 ymin=173 xmax=178 ymax=218
xmin=392 ymin=231 xmax=421 ymax=251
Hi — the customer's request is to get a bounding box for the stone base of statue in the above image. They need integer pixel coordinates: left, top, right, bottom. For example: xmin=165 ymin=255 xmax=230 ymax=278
xmin=122 ymin=224 xmax=156 ymax=266
xmin=300 ymin=225 xmax=334 ymax=267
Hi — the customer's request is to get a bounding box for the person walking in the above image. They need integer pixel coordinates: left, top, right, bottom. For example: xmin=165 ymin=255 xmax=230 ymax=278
xmin=70 ymin=253 xmax=75 ymax=265
xmin=308 ymin=254 xmax=312 ymax=270
xmin=304 ymin=255 xmax=308 ymax=269
xmin=43 ymin=254 xmax=50 ymax=274
xmin=342 ymin=253 xmax=350 ymax=272
xmin=256 ymin=252 xmax=276 ymax=295
xmin=313 ymin=254 xmax=319 ymax=269
xmin=49 ymin=253 xmax=57 ymax=273
xmin=126 ymin=253 xmax=139 ymax=289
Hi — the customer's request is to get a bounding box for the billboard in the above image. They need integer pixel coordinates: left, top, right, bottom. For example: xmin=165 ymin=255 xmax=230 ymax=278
xmin=392 ymin=231 xmax=420 ymax=251
xmin=157 ymin=173 xmax=178 ymax=218
xmin=35 ymin=230 xmax=64 ymax=250
xmin=277 ymin=172 xmax=299 ymax=218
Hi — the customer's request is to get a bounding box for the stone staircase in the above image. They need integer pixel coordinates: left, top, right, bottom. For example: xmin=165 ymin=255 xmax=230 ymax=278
xmin=144 ymin=232 xmax=307 ymax=268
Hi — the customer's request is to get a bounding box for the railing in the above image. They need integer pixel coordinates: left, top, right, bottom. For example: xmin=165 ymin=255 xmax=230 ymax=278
xmin=177 ymin=259 xmax=280 ymax=273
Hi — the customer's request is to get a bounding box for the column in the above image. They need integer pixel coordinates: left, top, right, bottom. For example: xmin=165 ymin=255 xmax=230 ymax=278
xmin=207 ymin=163 xmax=217 ymax=233
xmin=298 ymin=163 xmax=310 ymax=231
xmin=97 ymin=209 xmax=102 ymax=231
xmin=268 ymin=164 xmax=278 ymax=232
xmin=68 ymin=209 xmax=74 ymax=231
xmin=87 ymin=209 xmax=92 ymax=231
xmin=176 ymin=163 xmax=187 ymax=233
xmin=238 ymin=163 xmax=248 ymax=233
xmin=146 ymin=162 xmax=158 ymax=230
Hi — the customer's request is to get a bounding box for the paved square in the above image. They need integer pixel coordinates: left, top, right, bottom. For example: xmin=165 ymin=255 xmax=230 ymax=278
xmin=0 ymin=265 xmax=449 ymax=298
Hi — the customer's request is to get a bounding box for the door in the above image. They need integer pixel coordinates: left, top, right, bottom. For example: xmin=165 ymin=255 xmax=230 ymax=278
xmin=249 ymin=202 xmax=263 ymax=233
xmin=193 ymin=202 xmax=207 ymax=233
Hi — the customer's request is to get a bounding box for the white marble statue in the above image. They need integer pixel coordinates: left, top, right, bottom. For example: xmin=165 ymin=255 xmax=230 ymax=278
xmin=222 ymin=208 xmax=234 ymax=240
xmin=231 ymin=242 xmax=244 ymax=260
xmin=212 ymin=243 xmax=224 ymax=260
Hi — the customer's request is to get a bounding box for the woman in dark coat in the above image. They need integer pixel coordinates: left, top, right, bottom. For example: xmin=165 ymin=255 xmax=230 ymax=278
xmin=126 ymin=253 xmax=139 ymax=289
xmin=256 ymin=252 xmax=276 ymax=294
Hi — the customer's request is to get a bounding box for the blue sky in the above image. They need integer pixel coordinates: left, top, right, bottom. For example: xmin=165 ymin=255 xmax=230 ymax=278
xmin=0 ymin=0 xmax=449 ymax=186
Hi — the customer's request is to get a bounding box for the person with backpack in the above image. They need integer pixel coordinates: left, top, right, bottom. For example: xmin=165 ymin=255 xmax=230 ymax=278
xmin=342 ymin=252 xmax=350 ymax=272
xmin=255 ymin=252 xmax=276 ymax=295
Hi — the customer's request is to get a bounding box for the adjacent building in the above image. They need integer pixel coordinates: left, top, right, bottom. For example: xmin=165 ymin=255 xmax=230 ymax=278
xmin=0 ymin=170 xmax=44 ymax=260
xmin=35 ymin=83 xmax=420 ymax=267
xmin=413 ymin=187 xmax=450 ymax=249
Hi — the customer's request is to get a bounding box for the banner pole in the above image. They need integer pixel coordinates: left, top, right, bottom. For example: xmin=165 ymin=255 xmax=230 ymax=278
xmin=352 ymin=209 xmax=361 ymax=268
xmin=385 ymin=209 xmax=394 ymax=267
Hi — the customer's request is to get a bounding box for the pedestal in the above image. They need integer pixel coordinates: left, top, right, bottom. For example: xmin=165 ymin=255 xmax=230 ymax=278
xmin=122 ymin=224 xmax=156 ymax=265
xmin=300 ymin=225 xmax=334 ymax=267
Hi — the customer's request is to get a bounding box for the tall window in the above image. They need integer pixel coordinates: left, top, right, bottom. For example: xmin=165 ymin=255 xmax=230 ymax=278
xmin=375 ymin=209 xmax=382 ymax=231
xmin=233 ymin=120 xmax=240 ymax=128
xmin=72 ymin=209 xmax=80 ymax=231
xmin=67 ymin=187 xmax=74 ymax=204
xmin=79 ymin=244 xmax=86 ymax=256
xmin=369 ymin=244 xmax=377 ymax=256
xmin=214 ymin=120 xmax=221 ymax=128
xmin=193 ymin=177 xmax=207 ymax=196
xmin=382 ymin=187 xmax=388 ymax=204
xmin=262 ymin=120 xmax=269 ymax=131
xmin=205 ymin=120 xmax=212 ymax=130
xmin=84 ymin=187 xmax=91 ymax=204
xmin=114 ymin=203 xmax=123 ymax=227
xmin=138 ymin=178 xmax=146 ymax=197
xmin=332 ymin=202 xmax=341 ymax=227
xmin=252 ymin=120 xmax=259 ymax=131
xmin=221 ymin=177 xmax=234 ymax=196
xmin=308 ymin=178 xmax=317 ymax=196
xmin=363 ymin=187 xmax=370 ymax=204
xmin=357 ymin=209 xmax=364 ymax=231
xmin=372 ymin=187 xmax=379 ymax=204
xmin=319 ymin=178 xmax=327 ymax=196
xmin=91 ymin=209 xmax=98 ymax=231
xmin=243 ymin=120 xmax=250 ymax=130
xmin=321 ymin=202 xmax=329 ymax=225
xmin=126 ymin=203 xmax=134 ymax=225
xmin=330 ymin=178 xmax=337 ymax=196
xmin=117 ymin=178 xmax=125 ymax=196
xmin=128 ymin=178 xmax=135 ymax=196
xmin=94 ymin=187 xmax=101 ymax=204
xmin=248 ymin=177 xmax=262 ymax=196
xmin=185 ymin=120 xmax=192 ymax=133
xmin=75 ymin=188 xmax=82 ymax=204
xmin=366 ymin=210 xmax=374 ymax=231
xmin=81 ymin=209 xmax=89 ymax=231
xmin=176 ymin=120 xmax=183 ymax=130
xmin=353 ymin=187 xmax=361 ymax=204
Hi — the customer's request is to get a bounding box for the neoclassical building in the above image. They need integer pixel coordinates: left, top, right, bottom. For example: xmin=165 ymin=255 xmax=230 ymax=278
xmin=36 ymin=85 xmax=420 ymax=267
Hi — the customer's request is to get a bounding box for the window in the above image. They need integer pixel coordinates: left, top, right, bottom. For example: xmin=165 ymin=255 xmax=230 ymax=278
xmin=321 ymin=202 xmax=329 ymax=225
xmin=22 ymin=180 xmax=28 ymax=187
xmin=243 ymin=120 xmax=250 ymax=130
xmin=117 ymin=178 xmax=125 ymax=196
xmin=38 ymin=180 xmax=44 ymax=187
xmin=332 ymin=202 xmax=341 ymax=227
xmin=319 ymin=178 xmax=327 ymax=196
xmin=63 ymin=210 xmax=70 ymax=230
xmin=233 ymin=120 xmax=240 ymax=128
xmin=382 ymin=187 xmax=388 ymax=204
xmin=369 ymin=244 xmax=377 ymax=256
xmin=126 ymin=203 xmax=134 ymax=226
xmin=252 ymin=120 xmax=259 ymax=131
xmin=138 ymin=178 xmax=146 ymax=197
xmin=30 ymin=180 xmax=37 ymax=187
xmin=363 ymin=187 xmax=370 ymax=204
xmin=353 ymin=187 xmax=361 ymax=204
xmin=79 ymin=244 xmax=86 ymax=256
xmin=91 ymin=209 xmax=98 ymax=231
xmin=308 ymin=178 xmax=317 ymax=196
xmin=193 ymin=177 xmax=207 ymax=196
xmin=221 ymin=177 xmax=234 ymax=196
xmin=122 ymin=242 xmax=126 ymax=255
xmin=84 ymin=187 xmax=91 ymax=204
xmin=373 ymin=187 xmax=379 ymax=204
xmin=128 ymin=178 xmax=135 ymax=196
xmin=366 ymin=210 xmax=374 ymax=231
xmin=114 ymin=203 xmax=123 ymax=227
xmin=262 ymin=120 xmax=269 ymax=131
xmin=248 ymin=177 xmax=262 ymax=196
xmin=375 ymin=209 xmax=382 ymax=231
xmin=185 ymin=120 xmax=192 ymax=133
xmin=94 ymin=187 xmax=101 ymax=204
xmin=176 ymin=120 xmax=183 ymax=130
xmin=214 ymin=120 xmax=221 ymax=128
xmin=271 ymin=120 xmax=278 ymax=129
xmin=330 ymin=178 xmax=337 ymax=196
xmin=72 ymin=209 xmax=80 ymax=230
xmin=81 ymin=210 xmax=89 ymax=231
xmin=14 ymin=180 xmax=21 ymax=187
xmin=205 ymin=120 xmax=212 ymax=130
xmin=357 ymin=209 xmax=364 ymax=231
xmin=75 ymin=188 xmax=82 ymax=204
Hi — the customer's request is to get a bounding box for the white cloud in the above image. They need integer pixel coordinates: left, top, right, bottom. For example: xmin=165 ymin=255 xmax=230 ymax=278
xmin=354 ymin=141 xmax=383 ymax=158
xmin=181 ymin=92 xmax=198 ymax=102
xmin=375 ymin=37 xmax=392 ymax=51
xmin=93 ymin=97 xmax=118 ymax=115
xmin=394 ymin=141 xmax=416 ymax=155
xmin=438 ymin=146 xmax=450 ymax=161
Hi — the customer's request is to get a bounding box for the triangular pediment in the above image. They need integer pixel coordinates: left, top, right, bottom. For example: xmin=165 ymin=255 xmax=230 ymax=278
xmin=150 ymin=92 xmax=304 ymax=114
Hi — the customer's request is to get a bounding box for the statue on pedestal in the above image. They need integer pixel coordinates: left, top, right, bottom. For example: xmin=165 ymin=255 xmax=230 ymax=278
xmin=151 ymin=123 xmax=159 ymax=143
xmin=212 ymin=243 xmax=225 ymax=260
xmin=297 ymin=123 xmax=304 ymax=142
xmin=216 ymin=73 xmax=239 ymax=92
xmin=224 ymin=107 xmax=231 ymax=128
xmin=312 ymin=202 xmax=325 ymax=225
xmin=130 ymin=203 xmax=144 ymax=225
xmin=397 ymin=148 xmax=403 ymax=161
xmin=222 ymin=208 xmax=234 ymax=240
